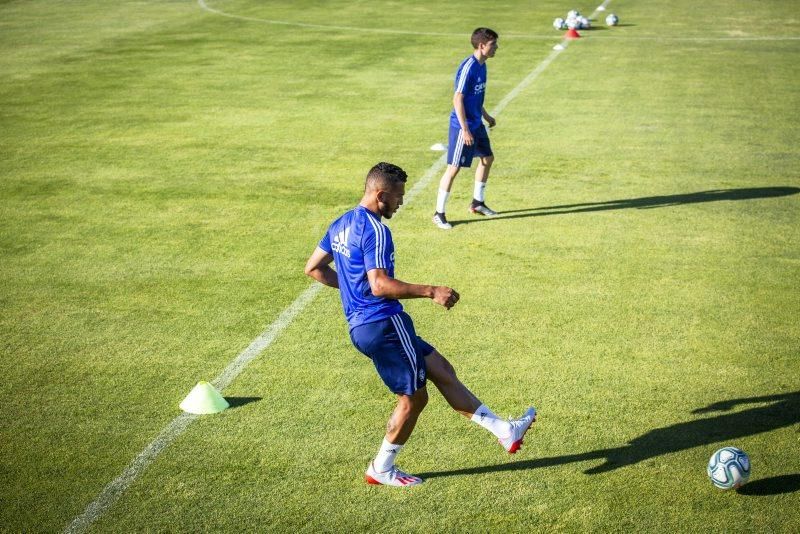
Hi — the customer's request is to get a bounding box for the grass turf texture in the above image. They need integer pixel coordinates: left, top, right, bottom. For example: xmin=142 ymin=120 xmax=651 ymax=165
xmin=1 ymin=0 xmax=799 ymax=531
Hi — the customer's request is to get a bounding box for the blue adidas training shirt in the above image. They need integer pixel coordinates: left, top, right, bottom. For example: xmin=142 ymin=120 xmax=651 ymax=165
xmin=449 ymin=55 xmax=488 ymax=131
xmin=319 ymin=205 xmax=403 ymax=329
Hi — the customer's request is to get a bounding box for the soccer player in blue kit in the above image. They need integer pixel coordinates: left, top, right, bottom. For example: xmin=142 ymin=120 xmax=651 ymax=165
xmin=305 ymin=162 xmax=536 ymax=487
xmin=433 ymin=27 xmax=500 ymax=230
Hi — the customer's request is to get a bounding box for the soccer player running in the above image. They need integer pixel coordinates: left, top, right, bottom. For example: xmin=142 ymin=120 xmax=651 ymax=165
xmin=433 ymin=27 xmax=500 ymax=230
xmin=305 ymin=162 xmax=536 ymax=487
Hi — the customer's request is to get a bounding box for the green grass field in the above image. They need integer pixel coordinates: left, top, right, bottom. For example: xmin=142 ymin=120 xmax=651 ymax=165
xmin=2 ymin=0 xmax=799 ymax=531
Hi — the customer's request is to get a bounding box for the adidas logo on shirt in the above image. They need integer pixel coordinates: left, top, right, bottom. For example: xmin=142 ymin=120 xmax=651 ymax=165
xmin=331 ymin=228 xmax=351 ymax=257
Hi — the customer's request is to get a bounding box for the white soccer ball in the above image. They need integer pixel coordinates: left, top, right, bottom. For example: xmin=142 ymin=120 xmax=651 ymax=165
xmin=578 ymin=16 xmax=590 ymax=29
xmin=606 ymin=13 xmax=619 ymax=26
xmin=553 ymin=17 xmax=565 ymax=30
xmin=707 ymin=447 xmax=751 ymax=490
xmin=567 ymin=10 xmax=580 ymax=19
xmin=566 ymin=17 xmax=580 ymax=30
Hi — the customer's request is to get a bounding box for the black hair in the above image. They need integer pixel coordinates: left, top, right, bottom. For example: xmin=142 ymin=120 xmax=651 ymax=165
xmin=365 ymin=162 xmax=407 ymax=191
xmin=471 ymin=27 xmax=498 ymax=48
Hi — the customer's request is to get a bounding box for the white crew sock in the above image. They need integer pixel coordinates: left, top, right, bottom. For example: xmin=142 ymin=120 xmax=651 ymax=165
xmin=373 ymin=438 xmax=403 ymax=472
xmin=470 ymin=404 xmax=512 ymax=439
xmin=436 ymin=189 xmax=450 ymax=214
xmin=474 ymin=181 xmax=486 ymax=202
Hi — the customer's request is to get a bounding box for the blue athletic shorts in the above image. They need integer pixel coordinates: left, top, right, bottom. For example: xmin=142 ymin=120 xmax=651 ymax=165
xmin=447 ymin=123 xmax=493 ymax=167
xmin=349 ymin=311 xmax=434 ymax=395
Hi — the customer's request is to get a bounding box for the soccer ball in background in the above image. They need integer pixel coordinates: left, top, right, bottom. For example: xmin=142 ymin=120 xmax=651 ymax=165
xmin=552 ymin=9 xmax=600 ymax=31
xmin=606 ymin=13 xmax=619 ymax=26
xmin=707 ymin=447 xmax=751 ymax=490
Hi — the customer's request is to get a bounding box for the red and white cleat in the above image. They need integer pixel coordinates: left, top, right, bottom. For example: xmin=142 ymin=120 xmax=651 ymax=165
xmin=469 ymin=200 xmax=498 ymax=216
xmin=365 ymin=462 xmax=424 ymax=487
xmin=499 ymin=407 xmax=537 ymax=454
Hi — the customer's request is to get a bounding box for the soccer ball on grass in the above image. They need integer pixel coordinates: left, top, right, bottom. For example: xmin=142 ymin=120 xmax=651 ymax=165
xmin=707 ymin=446 xmax=751 ymax=490
xmin=606 ymin=13 xmax=619 ymax=26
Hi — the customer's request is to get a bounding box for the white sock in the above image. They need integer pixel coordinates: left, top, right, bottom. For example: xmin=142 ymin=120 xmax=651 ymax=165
xmin=373 ymin=438 xmax=403 ymax=472
xmin=436 ymin=189 xmax=450 ymax=214
xmin=474 ymin=181 xmax=486 ymax=202
xmin=471 ymin=404 xmax=512 ymax=439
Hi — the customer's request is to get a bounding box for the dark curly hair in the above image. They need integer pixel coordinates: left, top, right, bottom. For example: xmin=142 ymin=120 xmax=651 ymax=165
xmin=365 ymin=162 xmax=407 ymax=191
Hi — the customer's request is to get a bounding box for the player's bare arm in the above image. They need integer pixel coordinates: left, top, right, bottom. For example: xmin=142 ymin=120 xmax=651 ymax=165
xmin=367 ymin=268 xmax=459 ymax=309
xmin=453 ymin=92 xmax=474 ymax=146
xmin=304 ymin=247 xmax=339 ymax=288
xmin=482 ymin=107 xmax=496 ymax=128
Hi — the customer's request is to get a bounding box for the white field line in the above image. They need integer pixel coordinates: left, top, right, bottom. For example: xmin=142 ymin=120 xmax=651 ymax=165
xmin=591 ymin=35 xmax=800 ymax=41
xmin=212 ymin=283 xmax=322 ymax=391
xmin=64 ymin=413 xmax=197 ymax=534
xmin=64 ymin=3 xmax=610 ymax=532
xmin=198 ymin=0 xmax=800 ymax=42
xmin=196 ymin=0 xmax=460 ymax=37
xmin=197 ymin=0 xmax=557 ymax=40
xmin=490 ymin=0 xmax=613 ymax=116
xmin=491 ymin=42 xmax=568 ymax=117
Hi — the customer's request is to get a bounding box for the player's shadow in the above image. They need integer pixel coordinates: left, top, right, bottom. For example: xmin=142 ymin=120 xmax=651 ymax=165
xmin=418 ymin=391 xmax=800 ymax=483
xmin=736 ymin=474 xmax=800 ymax=496
xmin=449 ymin=186 xmax=799 ymax=226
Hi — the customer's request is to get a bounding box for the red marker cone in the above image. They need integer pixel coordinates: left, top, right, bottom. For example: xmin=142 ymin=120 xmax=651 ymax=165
xmin=564 ymin=28 xmax=581 ymax=39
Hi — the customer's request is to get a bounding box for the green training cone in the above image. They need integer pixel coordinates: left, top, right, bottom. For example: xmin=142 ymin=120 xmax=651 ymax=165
xmin=179 ymin=381 xmax=230 ymax=414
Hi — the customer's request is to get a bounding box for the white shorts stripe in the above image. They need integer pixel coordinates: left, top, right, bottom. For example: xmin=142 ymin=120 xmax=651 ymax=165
xmin=393 ymin=321 xmax=417 ymax=385
xmin=390 ymin=315 xmax=418 ymax=384
xmin=390 ymin=315 xmax=416 ymax=362
xmin=452 ymin=129 xmax=465 ymax=166
xmin=391 ymin=315 xmax=417 ymax=361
